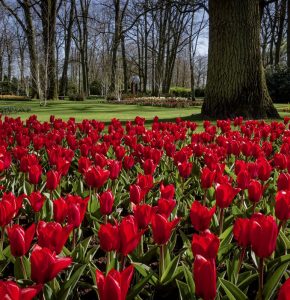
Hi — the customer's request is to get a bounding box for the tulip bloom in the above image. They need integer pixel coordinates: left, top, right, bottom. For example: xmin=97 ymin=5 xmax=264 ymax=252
xmin=275 ymin=191 xmax=290 ymax=222
xmin=67 ymin=195 xmax=90 ymax=228
xmin=84 ymin=166 xmax=110 ymax=189
xmin=151 ymin=213 xmax=180 ymax=245
xmin=278 ymin=278 xmax=290 ymax=300
xmin=53 ymin=197 xmax=68 ymax=223
xmin=143 ymin=159 xmax=156 ymax=175
xmin=190 ymin=201 xmax=216 ymax=232
xmin=248 ymin=180 xmax=263 ymax=203
xmin=133 ymin=204 xmax=153 ymax=229
xmin=46 ymin=170 xmax=60 ymax=190
xmin=27 ymin=191 xmax=46 ymax=212
xmin=178 ymin=161 xmax=192 ymax=178
xmin=250 ymin=213 xmax=278 ymax=258
xmin=130 ymin=184 xmax=143 ymax=205
xmin=98 ymin=223 xmax=120 ymax=252
xmin=233 ymin=218 xmax=251 ymax=248
xmin=108 ymin=160 xmax=121 ymax=180
xmin=257 ymin=158 xmax=272 ymax=182
xmin=119 ymin=216 xmax=144 ymax=256
xmin=201 ymin=167 xmax=215 ymax=189
xmin=157 ymin=198 xmax=176 ymax=219
xmin=0 ymin=281 xmax=42 ymax=300
xmin=28 ymin=164 xmax=42 ymax=185
xmin=277 ymin=173 xmax=290 ymax=191
xmin=191 ymin=230 xmax=220 ymax=259
xmin=7 ymin=223 xmax=35 ymax=257
xmin=96 ymin=265 xmax=134 ymax=300
xmin=215 ymin=183 xmax=240 ymax=208
xmin=0 ymin=192 xmax=23 ymax=227
xmin=99 ymin=190 xmax=114 ymax=216
xmin=193 ymin=255 xmax=216 ymax=300
xmin=37 ymin=221 xmax=73 ymax=254
xmin=236 ymin=170 xmax=250 ymax=190
xmin=30 ymin=245 xmax=72 ymax=284
xmin=160 ymin=183 xmax=175 ymax=200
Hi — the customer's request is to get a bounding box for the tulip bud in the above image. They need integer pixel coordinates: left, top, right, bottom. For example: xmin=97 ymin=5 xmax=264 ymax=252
xmin=99 ymin=190 xmax=114 ymax=216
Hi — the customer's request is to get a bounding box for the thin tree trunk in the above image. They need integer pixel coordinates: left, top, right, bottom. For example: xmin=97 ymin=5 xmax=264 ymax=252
xmin=121 ymin=33 xmax=128 ymax=93
xmin=60 ymin=0 xmax=75 ymax=96
xmin=288 ymin=0 xmax=290 ymax=68
xmin=275 ymin=0 xmax=287 ymax=65
xmin=202 ymin=0 xmax=279 ymax=119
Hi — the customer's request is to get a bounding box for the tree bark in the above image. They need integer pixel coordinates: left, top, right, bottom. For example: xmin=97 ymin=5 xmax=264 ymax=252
xmin=41 ymin=0 xmax=58 ymax=100
xmin=275 ymin=0 xmax=287 ymax=65
xmin=202 ymin=0 xmax=279 ymax=119
xmin=287 ymin=0 xmax=290 ymax=68
xmin=59 ymin=0 xmax=75 ymax=96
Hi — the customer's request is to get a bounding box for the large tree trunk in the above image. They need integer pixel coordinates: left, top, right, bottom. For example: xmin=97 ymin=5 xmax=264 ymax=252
xmin=202 ymin=0 xmax=279 ymax=119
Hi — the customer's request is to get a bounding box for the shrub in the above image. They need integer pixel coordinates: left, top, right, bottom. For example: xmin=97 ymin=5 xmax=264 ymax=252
xmin=170 ymin=86 xmax=191 ymax=98
xmin=266 ymin=67 xmax=290 ymax=103
xmin=69 ymin=93 xmax=85 ymax=101
xmin=0 ymin=106 xmax=31 ymax=114
xmin=0 ymin=95 xmax=31 ymax=101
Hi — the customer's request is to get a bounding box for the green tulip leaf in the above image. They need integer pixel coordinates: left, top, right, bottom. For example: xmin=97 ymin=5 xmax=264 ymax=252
xmin=263 ymin=261 xmax=289 ymax=300
xmin=219 ymin=278 xmax=247 ymax=300
xmin=127 ymin=270 xmax=154 ymax=300
xmin=160 ymin=254 xmax=180 ymax=284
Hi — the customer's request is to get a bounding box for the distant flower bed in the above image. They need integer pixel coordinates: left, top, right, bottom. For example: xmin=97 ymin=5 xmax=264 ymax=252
xmin=0 ymin=95 xmax=31 ymax=101
xmin=113 ymin=97 xmax=203 ymax=108
xmin=0 ymin=106 xmax=31 ymax=115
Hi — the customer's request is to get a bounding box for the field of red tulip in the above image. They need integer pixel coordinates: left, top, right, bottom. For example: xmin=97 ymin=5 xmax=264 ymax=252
xmin=0 ymin=114 xmax=290 ymax=300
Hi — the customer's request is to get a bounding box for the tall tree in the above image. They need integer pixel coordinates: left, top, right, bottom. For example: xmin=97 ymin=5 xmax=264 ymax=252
xmin=202 ymin=0 xmax=279 ymax=119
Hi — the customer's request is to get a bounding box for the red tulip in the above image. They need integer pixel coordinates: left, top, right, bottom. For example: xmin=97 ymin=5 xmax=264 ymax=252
xmin=28 ymin=164 xmax=42 ymax=185
xmin=191 ymin=230 xmax=220 ymax=259
xmin=84 ymin=166 xmax=110 ymax=189
xmin=143 ymin=159 xmax=156 ymax=175
xmin=278 ymin=278 xmax=290 ymax=300
xmin=257 ymin=158 xmax=272 ymax=182
xmin=99 ymin=190 xmax=114 ymax=216
xmin=28 ymin=191 xmax=46 ymax=212
xmin=190 ymin=201 xmax=216 ymax=232
xmin=53 ymin=197 xmax=68 ymax=223
xmin=201 ymin=167 xmax=215 ymax=189
xmin=137 ymin=174 xmax=153 ymax=193
xmin=250 ymin=213 xmax=278 ymax=258
xmin=275 ymin=191 xmax=290 ymax=222
xmin=277 ymin=173 xmax=290 ymax=191
xmin=123 ymin=155 xmax=134 ymax=170
xmin=37 ymin=221 xmax=73 ymax=254
xmin=30 ymin=245 xmax=72 ymax=284
xmin=233 ymin=218 xmax=251 ymax=248
xmin=7 ymin=224 xmax=35 ymax=257
xmin=237 ymin=170 xmax=250 ymax=190
xmin=98 ymin=222 xmax=120 ymax=252
xmin=0 ymin=281 xmax=42 ymax=300
xmin=274 ymin=153 xmax=288 ymax=170
xmin=133 ymin=204 xmax=153 ymax=229
xmin=119 ymin=216 xmax=144 ymax=256
xmin=130 ymin=184 xmax=143 ymax=205
xmin=160 ymin=183 xmax=175 ymax=200
xmin=46 ymin=170 xmax=60 ymax=190
xmin=248 ymin=180 xmax=263 ymax=203
xmin=78 ymin=156 xmax=91 ymax=174
xmin=157 ymin=198 xmax=176 ymax=218
xmin=178 ymin=161 xmax=192 ymax=178
xmin=108 ymin=160 xmax=121 ymax=180
xmin=193 ymin=255 xmax=216 ymax=300
xmin=215 ymin=183 xmax=240 ymax=208
xmin=67 ymin=195 xmax=89 ymax=228
xmin=151 ymin=213 xmax=180 ymax=245
xmin=0 ymin=192 xmax=23 ymax=227
xmin=96 ymin=265 xmax=134 ymax=300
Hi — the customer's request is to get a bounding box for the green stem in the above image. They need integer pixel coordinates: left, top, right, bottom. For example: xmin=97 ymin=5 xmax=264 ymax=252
xmin=203 ymin=189 xmax=207 ymax=206
xmin=237 ymin=247 xmax=246 ymax=276
xmin=159 ymin=244 xmax=165 ymax=280
xmin=20 ymin=256 xmax=27 ymax=279
xmin=258 ymin=258 xmax=264 ymax=300
xmin=106 ymin=251 xmax=111 ymax=274
xmin=278 ymin=220 xmax=285 ymax=232
xmin=72 ymin=228 xmax=76 ymax=250
xmin=0 ymin=226 xmax=4 ymax=254
xmin=120 ymin=255 xmax=126 ymax=271
xmin=219 ymin=208 xmax=224 ymax=235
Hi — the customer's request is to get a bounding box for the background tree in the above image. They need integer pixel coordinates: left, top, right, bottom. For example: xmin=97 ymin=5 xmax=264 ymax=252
xmin=202 ymin=0 xmax=279 ymax=119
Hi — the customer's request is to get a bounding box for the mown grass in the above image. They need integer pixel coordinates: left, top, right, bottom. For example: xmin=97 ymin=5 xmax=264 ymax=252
xmin=0 ymin=99 xmax=288 ymax=126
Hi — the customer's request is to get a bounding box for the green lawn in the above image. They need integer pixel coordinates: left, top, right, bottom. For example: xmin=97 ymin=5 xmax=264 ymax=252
xmin=0 ymin=99 xmax=288 ymax=124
